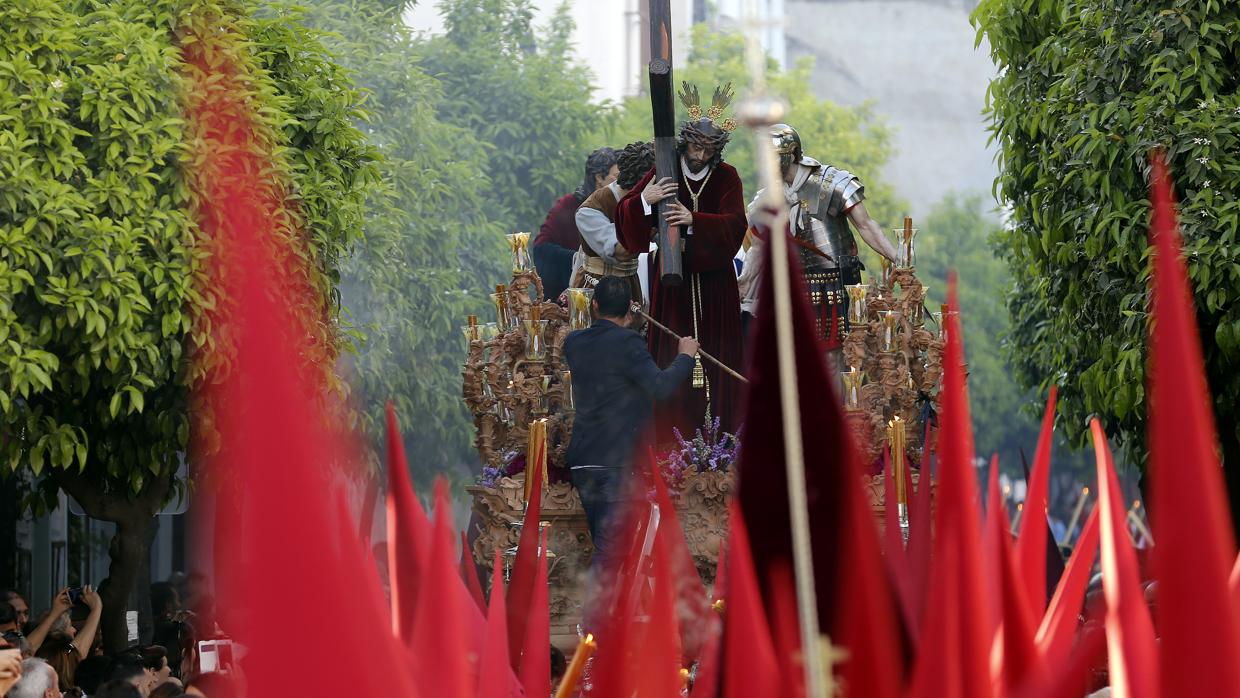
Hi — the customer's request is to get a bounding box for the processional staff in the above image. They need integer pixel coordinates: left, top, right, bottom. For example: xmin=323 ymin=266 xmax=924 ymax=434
xmin=736 ymin=4 xmax=828 ymax=696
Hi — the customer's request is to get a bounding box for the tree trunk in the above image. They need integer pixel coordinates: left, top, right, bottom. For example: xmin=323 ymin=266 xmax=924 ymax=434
xmin=1222 ymin=433 xmax=1240 ymax=544
xmin=52 ymin=468 xmax=172 ymax=655
xmin=101 ymin=516 xmax=152 ymax=652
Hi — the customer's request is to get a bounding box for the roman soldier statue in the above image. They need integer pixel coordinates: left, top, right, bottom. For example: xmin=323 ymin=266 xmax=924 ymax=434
xmin=740 ymin=123 xmax=897 ymax=360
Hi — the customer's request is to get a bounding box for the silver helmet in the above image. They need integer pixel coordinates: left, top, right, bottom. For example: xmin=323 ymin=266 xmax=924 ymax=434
xmin=770 ymin=123 xmax=803 ymax=170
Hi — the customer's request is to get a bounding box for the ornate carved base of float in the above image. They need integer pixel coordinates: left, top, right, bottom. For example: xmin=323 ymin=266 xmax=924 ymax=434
xmin=469 ymin=468 xmax=931 ymax=649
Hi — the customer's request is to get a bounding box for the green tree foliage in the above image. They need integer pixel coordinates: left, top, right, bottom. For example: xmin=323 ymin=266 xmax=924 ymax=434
xmin=295 ymin=0 xmax=507 ymax=485
xmin=0 ymin=0 xmax=377 ymax=646
xmin=917 ymin=193 xmax=1041 ymax=468
xmin=600 ymin=25 xmax=905 ymax=231
xmin=972 ymin=0 xmax=1240 ymax=465
xmin=418 ymin=0 xmax=605 ymax=233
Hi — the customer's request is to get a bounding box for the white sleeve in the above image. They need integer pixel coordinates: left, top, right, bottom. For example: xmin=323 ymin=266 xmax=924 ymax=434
xmin=575 ymin=207 xmax=620 ymax=262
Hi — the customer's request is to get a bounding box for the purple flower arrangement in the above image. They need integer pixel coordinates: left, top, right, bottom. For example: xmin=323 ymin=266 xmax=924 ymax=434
xmin=478 ymin=465 xmax=504 ymax=489
xmin=661 ymin=417 xmax=741 ymax=493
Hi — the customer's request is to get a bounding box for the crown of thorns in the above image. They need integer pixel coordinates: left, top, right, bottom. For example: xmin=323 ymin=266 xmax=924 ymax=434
xmin=678 ymin=82 xmax=737 ymax=149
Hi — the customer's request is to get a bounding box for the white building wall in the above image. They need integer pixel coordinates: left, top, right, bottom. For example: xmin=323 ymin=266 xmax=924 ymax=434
xmin=404 ymin=0 xmax=700 ymax=103
xmin=711 ymin=0 xmax=787 ymax=67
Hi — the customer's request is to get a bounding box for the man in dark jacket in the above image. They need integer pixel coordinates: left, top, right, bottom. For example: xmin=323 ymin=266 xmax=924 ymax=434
xmin=563 ymin=276 xmax=697 ymax=579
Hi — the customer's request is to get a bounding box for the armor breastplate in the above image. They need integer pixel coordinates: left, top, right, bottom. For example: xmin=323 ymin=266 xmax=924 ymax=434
xmin=791 ymin=162 xmax=863 ymax=273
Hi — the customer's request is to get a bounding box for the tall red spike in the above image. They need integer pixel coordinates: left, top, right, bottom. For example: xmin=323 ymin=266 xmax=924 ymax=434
xmin=986 ymin=457 xmax=1041 ymax=694
xmin=722 ymin=505 xmax=781 ymax=698
xmin=981 ymin=454 xmax=1005 ymax=643
xmin=1036 ymin=504 xmax=1100 ymax=668
xmin=409 ymin=479 xmax=472 ymax=698
xmin=460 ymin=531 xmax=486 ymax=613
xmin=1146 ymin=152 xmax=1240 ymax=694
xmin=385 ymin=402 xmax=432 ymax=643
xmin=883 ymin=445 xmax=916 ymax=635
xmin=518 ymin=528 xmax=551 ymax=698
xmin=649 ymin=451 xmax=715 ymax=662
xmin=910 ymin=274 xmax=990 ymax=698
xmin=633 ymin=523 xmax=685 ymax=698
xmin=478 ymin=550 xmax=512 ymax=698
xmin=906 ymin=427 xmax=936 ymax=638
xmin=185 ymin=40 xmax=420 ymax=696
xmin=690 ymin=540 xmax=729 ymax=698
xmin=506 ymin=441 xmax=546 ymax=668
xmin=734 ymin=209 xmax=902 ymax=698
xmin=1015 ymin=387 xmax=1057 ymax=613
xmin=1090 ymin=420 xmax=1158 ymax=697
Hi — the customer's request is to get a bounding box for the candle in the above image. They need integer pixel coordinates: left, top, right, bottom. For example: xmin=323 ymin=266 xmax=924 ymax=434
xmin=1065 ymin=486 xmax=1089 ymax=541
xmin=531 ymin=301 xmax=541 ymax=324
xmin=493 ymin=284 xmax=510 ymax=329
xmin=524 ymin=419 xmax=545 ymax=502
xmin=889 ymin=416 xmax=907 ymax=507
xmin=561 ymin=370 xmax=574 ymax=411
xmin=1128 ymin=500 xmax=1153 ymax=545
xmin=554 ymin=633 xmax=597 ymax=698
xmin=1012 ymin=502 xmax=1024 ymax=531
xmin=539 ymin=418 xmax=549 ymax=489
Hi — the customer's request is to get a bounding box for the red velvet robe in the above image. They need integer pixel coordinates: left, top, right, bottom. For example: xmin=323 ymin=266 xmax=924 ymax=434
xmin=615 ymin=163 xmax=747 ymax=447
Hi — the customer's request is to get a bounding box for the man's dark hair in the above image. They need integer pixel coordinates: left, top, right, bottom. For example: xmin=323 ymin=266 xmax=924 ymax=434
xmin=594 ymin=276 xmax=631 ymax=318
xmin=616 ymin=141 xmax=655 ymax=190
xmin=75 ymin=655 xmax=113 ymax=693
xmin=0 ymin=601 xmax=15 ymax=626
xmin=576 ymin=147 xmax=619 ymax=200
xmin=93 ymin=679 xmax=142 ymax=698
xmin=108 ymin=652 xmax=146 ymax=684
xmin=550 ymin=645 xmax=567 ymax=680
xmin=151 ymin=582 xmax=178 ymax=618
xmin=141 ymin=645 xmax=168 ymax=672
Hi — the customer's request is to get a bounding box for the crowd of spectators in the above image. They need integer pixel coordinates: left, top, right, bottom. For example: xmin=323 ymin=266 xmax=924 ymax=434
xmin=0 ymin=578 xmax=238 ymax=698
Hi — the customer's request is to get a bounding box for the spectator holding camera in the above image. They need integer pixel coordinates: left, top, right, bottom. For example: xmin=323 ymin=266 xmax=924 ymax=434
xmin=26 ymin=587 xmax=74 ymax=655
xmin=33 ymin=585 xmax=101 ymax=693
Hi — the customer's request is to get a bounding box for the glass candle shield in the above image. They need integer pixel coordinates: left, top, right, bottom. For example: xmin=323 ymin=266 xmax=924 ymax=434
xmin=567 ymin=288 xmax=593 ymax=330
xmin=894 ymin=227 xmax=918 ymax=269
xmin=846 ymin=284 xmax=868 ymax=325
xmin=524 ymin=319 xmax=548 ymax=360
xmin=841 ymin=368 xmax=864 ymax=410
xmin=508 ymin=232 xmax=531 ymax=275
xmin=879 ymin=310 xmax=901 ymax=352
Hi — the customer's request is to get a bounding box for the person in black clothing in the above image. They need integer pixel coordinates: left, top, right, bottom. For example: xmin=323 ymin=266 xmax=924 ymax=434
xmin=563 ymin=276 xmax=698 ymax=606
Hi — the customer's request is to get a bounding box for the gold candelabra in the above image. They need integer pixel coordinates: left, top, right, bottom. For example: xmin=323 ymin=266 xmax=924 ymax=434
xmin=840 ymin=218 xmax=945 ymax=466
